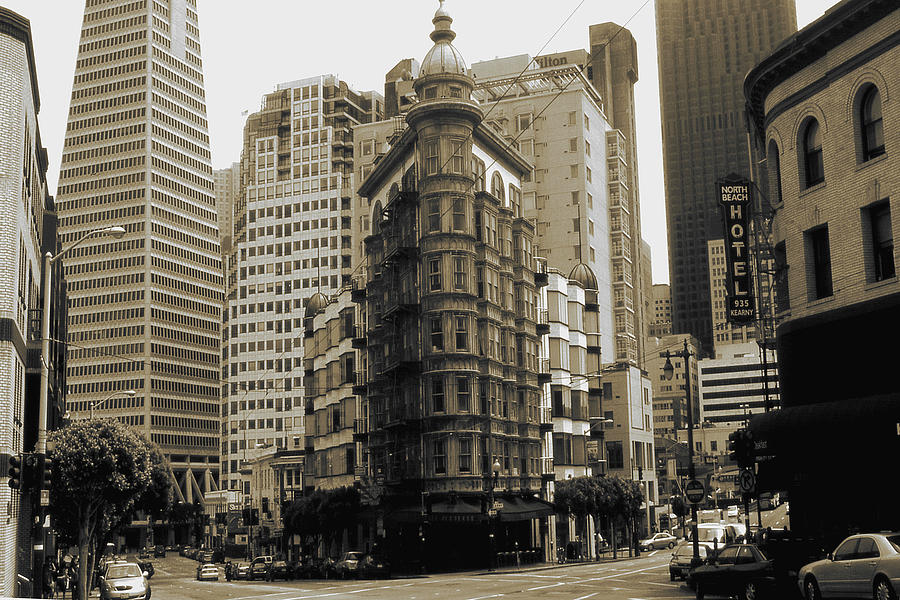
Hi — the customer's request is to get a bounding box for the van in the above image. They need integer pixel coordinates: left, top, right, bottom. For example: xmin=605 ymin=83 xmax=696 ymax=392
xmin=690 ymin=523 xmax=726 ymax=555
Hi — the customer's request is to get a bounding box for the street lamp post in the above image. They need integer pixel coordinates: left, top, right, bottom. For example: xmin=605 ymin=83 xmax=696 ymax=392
xmin=38 ymin=225 xmax=126 ymax=456
xmin=588 ymin=417 xmax=613 ymax=476
xmin=90 ymin=390 xmax=136 ymax=419
xmin=487 ymin=459 xmax=500 ymax=571
xmin=663 ymin=338 xmax=701 ymax=567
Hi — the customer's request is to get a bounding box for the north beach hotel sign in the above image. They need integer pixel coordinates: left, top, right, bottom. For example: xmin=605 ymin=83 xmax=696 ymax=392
xmin=718 ymin=174 xmax=755 ymax=324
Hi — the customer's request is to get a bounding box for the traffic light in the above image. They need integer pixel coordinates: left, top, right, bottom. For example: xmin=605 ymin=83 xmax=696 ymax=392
xmin=40 ymin=455 xmax=52 ymax=490
xmin=23 ymin=453 xmax=40 ymax=489
xmin=728 ymin=429 xmax=755 ymax=468
xmin=728 ymin=430 xmax=742 ymax=464
xmin=7 ymin=454 xmax=22 ymax=489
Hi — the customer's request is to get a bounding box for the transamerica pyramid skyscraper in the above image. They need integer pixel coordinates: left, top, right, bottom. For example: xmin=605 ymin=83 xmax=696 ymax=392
xmin=56 ymin=0 xmax=221 ymax=504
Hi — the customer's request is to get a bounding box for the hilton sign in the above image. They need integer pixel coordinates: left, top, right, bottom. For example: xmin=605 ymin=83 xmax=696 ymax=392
xmin=718 ymin=174 xmax=755 ymax=324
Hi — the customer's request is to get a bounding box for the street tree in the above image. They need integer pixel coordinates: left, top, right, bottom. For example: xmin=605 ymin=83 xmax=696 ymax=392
xmin=48 ymin=419 xmax=159 ymax=600
xmin=554 ymin=476 xmax=616 ymax=558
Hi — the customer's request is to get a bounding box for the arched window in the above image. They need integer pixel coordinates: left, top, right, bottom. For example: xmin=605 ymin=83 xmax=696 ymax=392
xmin=767 ymin=140 xmax=782 ymax=205
xmin=491 ymin=172 xmax=505 ymax=200
xmin=802 ymin=119 xmax=824 ymax=188
xmin=861 ymin=86 xmax=885 ymax=161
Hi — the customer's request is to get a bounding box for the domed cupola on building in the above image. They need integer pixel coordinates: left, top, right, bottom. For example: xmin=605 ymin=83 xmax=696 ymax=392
xmin=411 ymin=0 xmax=479 ymax=110
xmin=569 ymin=262 xmax=598 ymax=291
xmin=303 ymin=291 xmax=329 ymax=334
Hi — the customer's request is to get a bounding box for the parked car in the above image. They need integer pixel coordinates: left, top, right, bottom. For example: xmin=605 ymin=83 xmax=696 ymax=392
xmin=641 ymin=531 xmax=678 ymax=550
xmin=356 ymin=554 xmax=390 ymax=579
xmin=670 ymin=542 xmax=709 ymax=581
xmin=266 ymin=560 xmax=291 ymax=581
xmin=690 ymin=543 xmax=775 ymax=600
xmin=138 ymin=547 xmax=151 ymax=559
xmin=249 ymin=556 xmax=272 ymax=581
xmin=335 ymin=552 xmax=364 ymax=579
xmin=210 ymin=548 xmax=224 ymax=563
xmin=197 ymin=551 xmax=215 ymax=563
xmin=196 ymin=563 xmax=219 ymax=581
xmin=153 ymin=546 xmax=166 ymax=558
xmin=232 ymin=562 xmax=251 ymax=580
xmin=798 ymin=532 xmax=900 ymax=599
xmin=179 ymin=546 xmax=191 ymax=557
xmin=99 ymin=562 xmax=151 ymax=600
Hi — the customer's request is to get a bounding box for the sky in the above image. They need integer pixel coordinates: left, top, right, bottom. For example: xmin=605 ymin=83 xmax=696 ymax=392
xmin=4 ymin=0 xmax=835 ymax=284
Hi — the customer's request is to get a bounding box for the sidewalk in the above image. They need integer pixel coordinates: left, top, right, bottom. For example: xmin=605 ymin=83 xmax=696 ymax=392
xmin=474 ymin=550 xmax=649 ymax=576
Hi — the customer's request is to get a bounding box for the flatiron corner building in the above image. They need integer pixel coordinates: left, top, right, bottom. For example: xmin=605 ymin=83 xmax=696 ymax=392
xmin=56 ymin=0 xmax=222 ymax=505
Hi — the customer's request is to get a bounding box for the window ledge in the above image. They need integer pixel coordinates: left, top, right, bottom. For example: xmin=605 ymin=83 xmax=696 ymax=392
xmin=856 ymin=152 xmax=888 ymax=171
xmin=864 ymin=276 xmax=897 ymax=292
xmin=799 ymin=181 xmax=826 ymax=197
xmin=807 ymin=295 xmax=834 ymax=308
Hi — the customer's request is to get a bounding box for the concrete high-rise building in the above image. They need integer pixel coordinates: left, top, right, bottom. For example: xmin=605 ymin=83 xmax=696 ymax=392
xmin=649 ymin=283 xmax=672 ymax=338
xmin=56 ymin=0 xmax=222 ymax=504
xmin=646 ymin=334 xmax=701 ymax=431
xmin=589 ymin=23 xmax=650 ymax=367
xmin=222 ymin=75 xmax=382 ymax=493
xmin=214 ymin=162 xmax=240 ymax=256
xmin=697 ymin=342 xmax=779 ymax=426
xmin=0 ymin=7 xmax=65 ymax=594
xmin=656 ymin=0 xmax=797 ymax=355
xmin=472 ymin=31 xmax=647 ymax=366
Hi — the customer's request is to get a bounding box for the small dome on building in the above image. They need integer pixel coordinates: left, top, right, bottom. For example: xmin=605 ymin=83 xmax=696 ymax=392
xmin=305 ymin=291 xmax=329 ymax=317
xmin=419 ymin=0 xmax=467 ymax=77
xmin=569 ymin=262 xmax=598 ymax=290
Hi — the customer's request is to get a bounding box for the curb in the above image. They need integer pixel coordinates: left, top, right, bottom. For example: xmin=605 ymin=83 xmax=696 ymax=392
xmin=475 ymin=553 xmax=648 ymax=576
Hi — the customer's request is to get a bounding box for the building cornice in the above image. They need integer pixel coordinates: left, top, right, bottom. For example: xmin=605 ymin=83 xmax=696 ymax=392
xmin=0 ymin=7 xmax=41 ymax=113
xmin=744 ymin=0 xmax=897 ymax=137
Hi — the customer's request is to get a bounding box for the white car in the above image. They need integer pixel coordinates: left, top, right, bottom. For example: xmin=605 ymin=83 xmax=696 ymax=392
xmin=99 ymin=562 xmax=150 ymax=600
xmin=798 ymin=532 xmax=900 ymax=599
xmin=197 ymin=563 xmax=219 ymax=581
xmin=640 ymin=531 xmax=678 ymax=550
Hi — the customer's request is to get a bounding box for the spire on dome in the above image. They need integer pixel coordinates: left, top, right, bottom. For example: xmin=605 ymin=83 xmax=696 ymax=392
xmin=430 ymin=0 xmax=456 ymax=44
xmin=419 ymin=0 xmax=467 ymax=77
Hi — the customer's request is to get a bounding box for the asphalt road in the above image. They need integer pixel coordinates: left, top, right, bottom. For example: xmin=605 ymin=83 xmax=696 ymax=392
xmin=146 ymin=551 xmax=696 ymax=600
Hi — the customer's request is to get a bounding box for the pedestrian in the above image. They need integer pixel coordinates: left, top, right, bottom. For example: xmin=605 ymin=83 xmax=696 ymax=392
xmin=43 ymin=556 xmax=56 ymax=599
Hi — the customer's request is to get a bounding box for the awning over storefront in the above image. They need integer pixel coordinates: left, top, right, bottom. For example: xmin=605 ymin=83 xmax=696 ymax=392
xmin=383 ymin=495 xmax=554 ymax=523
xmin=430 ymin=499 xmax=483 ymax=522
xmin=497 ymin=497 xmax=554 ymax=522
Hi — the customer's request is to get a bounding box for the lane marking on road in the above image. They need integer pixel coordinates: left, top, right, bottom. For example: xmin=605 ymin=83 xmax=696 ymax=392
xmin=525 ymin=582 xmax=565 ymax=591
xmin=643 ymin=580 xmax=679 ymax=587
xmin=465 ymin=594 xmax=504 ymax=600
xmin=572 ymin=593 xmax=599 ymax=600
xmin=648 ymin=550 xmax=659 ymax=557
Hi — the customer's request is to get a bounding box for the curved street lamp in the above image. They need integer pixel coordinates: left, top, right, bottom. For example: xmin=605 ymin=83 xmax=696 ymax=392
xmin=90 ymin=389 xmax=136 ymax=419
xmin=38 ymin=226 xmax=126 ymax=455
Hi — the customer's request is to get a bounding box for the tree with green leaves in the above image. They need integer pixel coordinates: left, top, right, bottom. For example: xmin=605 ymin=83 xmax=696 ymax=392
xmin=48 ymin=419 xmax=169 ymax=600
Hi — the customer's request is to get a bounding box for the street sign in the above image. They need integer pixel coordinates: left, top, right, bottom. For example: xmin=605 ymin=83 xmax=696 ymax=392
xmin=40 ymin=489 xmax=49 ymax=507
xmin=488 ymin=509 xmax=497 ymax=517
xmin=685 ymin=479 xmax=705 ymax=504
xmin=492 ymin=501 xmax=503 ymax=511
xmin=739 ymin=468 xmax=757 ymax=494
